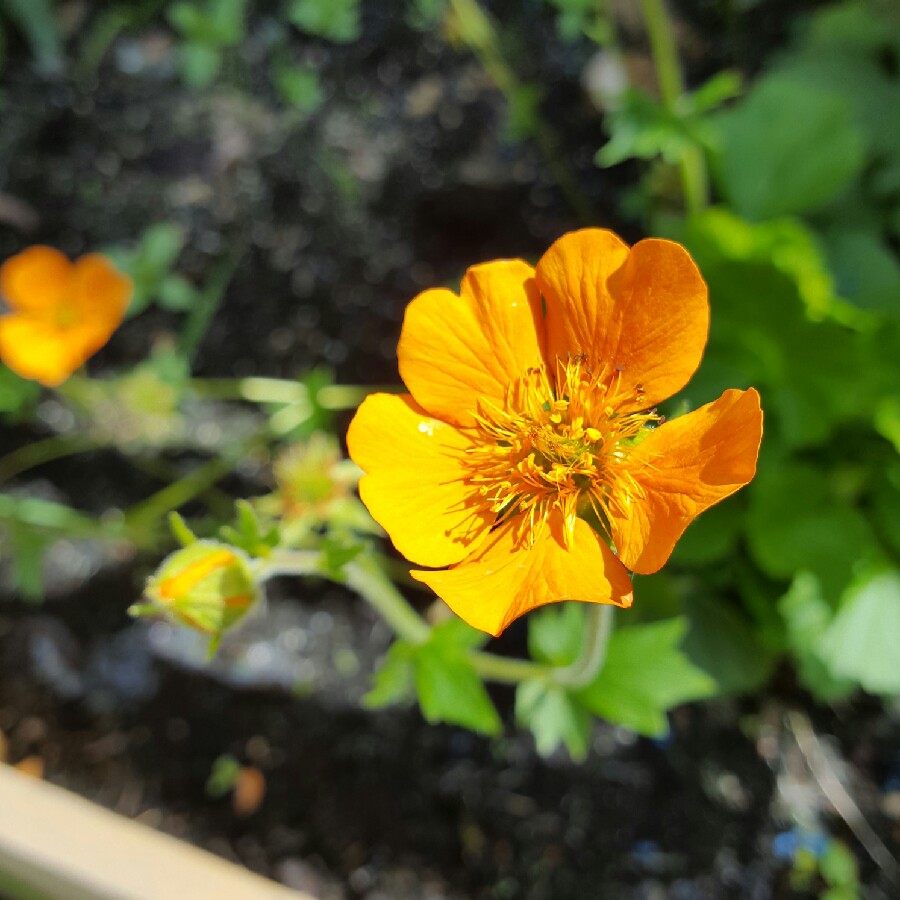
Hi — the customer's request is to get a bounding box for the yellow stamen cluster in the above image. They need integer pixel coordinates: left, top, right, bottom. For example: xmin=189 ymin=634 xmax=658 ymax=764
xmin=462 ymin=357 xmax=660 ymax=547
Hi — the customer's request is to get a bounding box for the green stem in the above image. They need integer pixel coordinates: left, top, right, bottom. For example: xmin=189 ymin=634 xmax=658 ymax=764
xmin=343 ymin=554 xmax=433 ymax=644
xmin=317 ymin=384 xmax=392 ymax=409
xmin=553 ymin=603 xmax=615 ymax=688
xmin=469 ymin=650 xmax=549 ymax=684
xmin=122 ymin=451 xmax=242 ymax=532
xmin=178 ymin=255 xmax=239 ymax=362
xmin=260 ymin=548 xmax=432 ymax=644
xmin=0 ymin=434 xmax=103 ymax=484
xmin=258 ymin=549 xmax=552 ymax=683
xmin=191 ymin=376 xmax=308 ymax=404
xmin=255 ymin=550 xmax=323 ymax=580
xmin=129 ymin=455 xmax=234 ymax=520
xmin=639 ymin=0 xmax=708 ymax=214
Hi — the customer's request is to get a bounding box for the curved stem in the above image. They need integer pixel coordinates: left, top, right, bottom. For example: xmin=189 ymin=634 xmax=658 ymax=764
xmin=553 ymin=603 xmax=615 ymax=688
xmin=261 ymin=549 xmax=432 ymax=645
xmin=0 ymin=434 xmax=102 ymax=484
xmin=257 ymin=548 xmax=554 ymax=683
xmin=343 ymin=554 xmax=433 ymax=645
xmin=122 ymin=450 xmax=244 ymax=533
xmin=469 ymin=650 xmax=549 ymax=684
xmin=639 ymin=0 xmax=708 ymax=214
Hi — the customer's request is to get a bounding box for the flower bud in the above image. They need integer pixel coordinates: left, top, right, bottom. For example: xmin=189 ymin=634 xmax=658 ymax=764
xmin=135 ymin=541 xmax=258 ymax=639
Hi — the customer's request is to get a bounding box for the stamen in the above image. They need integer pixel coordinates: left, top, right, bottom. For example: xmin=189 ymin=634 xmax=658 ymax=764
xmin=460 ymin=357 xmax=659 ymax=548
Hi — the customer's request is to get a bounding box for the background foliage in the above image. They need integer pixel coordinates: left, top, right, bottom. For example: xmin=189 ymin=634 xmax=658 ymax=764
xmin=0 ymin=3 xmax=897 ymax=893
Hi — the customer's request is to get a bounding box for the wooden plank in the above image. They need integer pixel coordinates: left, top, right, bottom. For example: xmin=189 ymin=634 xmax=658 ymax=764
xmin=0 ymin=764 xmax=313 ymax=900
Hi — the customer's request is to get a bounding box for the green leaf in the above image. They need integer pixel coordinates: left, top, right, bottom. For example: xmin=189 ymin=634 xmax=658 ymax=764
xmin=168 ymin=511 xmax=198 ymax=547
xmin=682 ymin=214 xmax=868 ymax=448
xmin=543 ymin=0 xmax=612 ymax=44
xmin=872 ymin=463 xmax=900 ymax=556
xmin=819 ymin=839 xmax=859 ymax=889
xmin=670 ymin=498 xmax=743 ymax=567
xmin=746 ymin=463 xmax=876 ymax=601
xmin=681 ymin=596 xmax=774 ymax=695
xmin=364 ymin=640 xmax=416 ymax=708
xmin=167 ymin=3 xmax=204 ymax=38
xmin=578 ymin=618 xmax=717 ymax=736
xmin=206 ymin=754 xmax=241 ymax=797
xmin=8 ymin=525 xmax=49 ymax=601
xmin=0 ymin=365 xmax=40 ymax=416
xmin=515 ymin=679 xmax=591 ymax=760
xmin=406 ymin=0 xmax=445 ymax=32
xmin=140 ymin=223 xmax=185 ymax=276
xmin=368 ymin=623 xmax=498 ymax=734
xmin=597 ymin=89 xmax=696 ymax=168
xmin=505 ymin=83 xmax=543 ymax=141
xmin=710 ymin=73 xmax=865 ymax=220
xmin=0 ymin=0 xmax=62 ymax=73
xmin=429 ymin=616 xmax=490 ymax=653
xmin=773 ymin=3 xmax=900 ymax=175
xmin=218 ymin=499 xmax=280 ymax=558
xmin=273 ymin=63 xmax=324 ymax=114
xmin=318 ymin=533 xmax=364 ymax=580
xmin=527 ymin=601 xmax=584 ymax=666
xmin=597 ymin=70 xmax=739 ymax=170
xmin=685 ymin=209 xmax=847 ymax=325
xmin=0 ymin=493 xmax=100 ymax=536
xmin=108 ymin=224 xmax=186 ymax=317
xmin=778 ymin=571 xmax=853 ymax=699
xmin=415 ymin=651 xmax=501 ymax=735
xmin=157 ymin=275 xmax=197 ymax=312
xmin=819 ymin=568 xmax=900 ymax=695
xmin=169 ymin=0 xmax=245 ymax=44
xmin=823 ymin=229 xmax=900 ymax=317
xmin=285 ymin=0 xmax=361 ymax=43
xmin=686 ymin=70 xmax=742 ymax=115
xmin=179 ymin=43 xmax=222 ymax=87
xmin=875 ymin=395 xmax=900 ymax=455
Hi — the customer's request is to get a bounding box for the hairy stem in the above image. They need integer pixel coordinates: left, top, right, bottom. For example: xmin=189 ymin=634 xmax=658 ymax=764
xmin=343 ymin=554 xmax=433 ymax=645
xmin=553 ymin=603 xmax=615 ymax=688
xmin=469 ymin=650 xmax=549 ymax=684
xmin=639 ymin=0 xmax=708 ymax=214
xmin=258 ymin=549 xmax=552 ymax=682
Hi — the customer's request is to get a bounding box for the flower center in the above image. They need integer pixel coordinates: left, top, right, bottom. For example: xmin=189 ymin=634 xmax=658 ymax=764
xmin=53 ymin=300 xmax=81 ymax=329
xmin=462 ymin=357 xmax=660 ymax=547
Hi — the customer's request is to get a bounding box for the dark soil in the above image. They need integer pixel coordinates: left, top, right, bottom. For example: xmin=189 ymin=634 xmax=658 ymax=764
xmin=1 ymin=2 xmax=898 ymax=898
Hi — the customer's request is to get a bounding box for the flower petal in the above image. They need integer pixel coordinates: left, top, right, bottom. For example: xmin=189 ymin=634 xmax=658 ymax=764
xmin=0 ymin=315 xmax=87 ymax=386
xmin=411 ymin=511 xmax=633 ymax=637
xmin=70 ymin=253 xmax=132 ymax=327
xmin=609 ymin=388 xmax=763 ymax=575
xmin=536 ymin=230 xmax=709 ymax=410
xmin=346 ymin=392 xmax=492 ymax=568
xmin=0 ymin=246 xmax=72 ymax=313
xmin=397 ymin=259 xmax=546 ymax=426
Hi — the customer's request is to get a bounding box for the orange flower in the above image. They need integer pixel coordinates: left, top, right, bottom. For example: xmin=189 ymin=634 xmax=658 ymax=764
xmin=347 ymin=229 xmax=763 ymax=636
xmin=0 ymin=246 xmax=131 ymax=387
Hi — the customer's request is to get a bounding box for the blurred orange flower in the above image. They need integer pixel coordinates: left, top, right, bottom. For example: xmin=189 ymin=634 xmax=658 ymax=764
xmin=348 ymin=229 xmax=763 ymax=636
xmin=0 ymin=246 xmax=131 ymax=387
